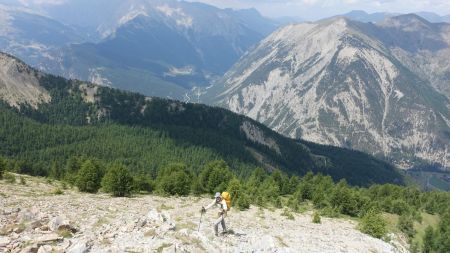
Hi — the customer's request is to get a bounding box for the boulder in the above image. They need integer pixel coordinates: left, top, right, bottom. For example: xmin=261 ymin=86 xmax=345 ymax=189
xmin=34 ymin=234 xmax=62 ymax=245
xmin=0 ymin=237 xmax=11 ymax=247
xmin=48 ymin=216 xmax=76 ymax=233
xmin=30 ymin=221 xmax=42 ymax=230
xmin=146 ymin=209 xmax=176 ymax=231
xmin=67 ymin=240 xmax=89 ymax=253
xmin=37 ymin=245 xmax=52 ymax=253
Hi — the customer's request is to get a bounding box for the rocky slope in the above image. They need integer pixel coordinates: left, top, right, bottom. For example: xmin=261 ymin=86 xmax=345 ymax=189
xmin=0 ymin=175 xmax=408 ymax=253
xmin=209 ymin=15 xmax=450 ymax=169
xmin=0 ymin=53 xmax=50 ymax=108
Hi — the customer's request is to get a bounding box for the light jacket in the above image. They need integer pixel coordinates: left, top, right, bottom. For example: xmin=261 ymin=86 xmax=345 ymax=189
xmin=205 ymin=198 xmax=227 ymax=213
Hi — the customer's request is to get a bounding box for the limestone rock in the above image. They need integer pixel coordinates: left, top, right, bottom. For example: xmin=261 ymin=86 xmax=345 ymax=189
xmin=48 ymin=216 xmax=76 ymax=233
xmin=37 ymin=245 xmax=52 ymax=253
xmin=34 ymin=234 xmax=62 ymax=245
xmin=0 ymin=237 xmax=11 ymax=247
xmin=67 ymin=240 xmax=89 ymax=253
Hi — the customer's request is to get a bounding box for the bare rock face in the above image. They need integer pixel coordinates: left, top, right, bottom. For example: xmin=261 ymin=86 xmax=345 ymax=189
xmin=211 ymin=15 xmax=450 ymax=169
xmin=0 ymin=52 xmax=50 ymax=109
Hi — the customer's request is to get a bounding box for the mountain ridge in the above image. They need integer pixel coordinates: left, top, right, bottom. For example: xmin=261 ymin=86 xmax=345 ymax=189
xmin=208 ymin=15 xmax=450 ymax=169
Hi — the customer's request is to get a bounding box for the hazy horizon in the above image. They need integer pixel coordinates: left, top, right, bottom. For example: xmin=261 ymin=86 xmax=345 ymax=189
xmin=188 ymin=0 xmax=450 ymax=20
xmin=0 ymin=0 xmax=448 ymax=21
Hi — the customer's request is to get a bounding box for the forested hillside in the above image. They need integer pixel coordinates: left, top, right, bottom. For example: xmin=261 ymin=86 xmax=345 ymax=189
xmin=0 ymin=52 xmax=404 ymax=186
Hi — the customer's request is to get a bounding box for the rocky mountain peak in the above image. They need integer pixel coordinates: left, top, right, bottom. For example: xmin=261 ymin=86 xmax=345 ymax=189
xmin=210 ymin=16 xmax=450 ymax=169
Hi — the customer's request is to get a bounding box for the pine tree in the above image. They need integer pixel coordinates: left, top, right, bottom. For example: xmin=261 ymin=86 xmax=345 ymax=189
xmin=75 ymin=160 xmax=103 ymax=193
xmin=102 ymin=164 xmax=134 ymax=197
xmin=423 ymin=226 xmax=435 ymax=253
xmin=0 ymin=156 xmax=6 ymax=179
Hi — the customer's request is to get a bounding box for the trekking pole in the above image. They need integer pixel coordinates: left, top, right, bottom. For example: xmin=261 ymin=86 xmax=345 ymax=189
xmin=197 ymin=212 xmax=203 ymax=232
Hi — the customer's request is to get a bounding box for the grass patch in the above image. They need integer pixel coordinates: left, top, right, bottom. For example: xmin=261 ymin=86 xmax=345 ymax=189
xmin=175 ymin=234 xmax=205 ymax=251
xmin=52 ymin=188 xmax=64 ymax=195
xmin=157 ymin=204 xmax=174 ymax=211
xmin=275 ymin=235 xmax=288 ymax=247
xmin=281 ymin=208 xmax=295 ymax=220
xmin=412 ymin=213 xmax=440 ymax=248
xmin=156 ymin=243 xmax=172 ymax=253
xmin=144 ymin=229 xmax=156 ymax=237
xmin=4 ymin=173 xmax=16 ymax=184
xmin=176 ymin=221 xmax=196 ymax=231
xmin=382 ymin=213 xmax=399 ymax=232
xmin=57 ymin=228 xmax=73 ymax=238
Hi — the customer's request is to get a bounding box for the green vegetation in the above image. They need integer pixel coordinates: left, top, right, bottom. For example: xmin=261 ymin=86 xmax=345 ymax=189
xmin=75 ymin=160 xmax=104 ymax=193
xmin=156 ymin=163 xmax=193 ymax=196
xmin=0 ymin=156 xmax=5 ymax=179
xmin=359 ymin=210 xmax=387 ymax=239
xmin=102 ymin=164 xmax=134 ymax=197
xmin=312 ymin=212 xmax=321 ymax=224
xmin=4 ymin=172 xmax=15 ymax=184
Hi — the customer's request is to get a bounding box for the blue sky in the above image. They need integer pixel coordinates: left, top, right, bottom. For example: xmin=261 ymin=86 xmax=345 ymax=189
xmin=189 ymin=0 xmax=450 ymax=20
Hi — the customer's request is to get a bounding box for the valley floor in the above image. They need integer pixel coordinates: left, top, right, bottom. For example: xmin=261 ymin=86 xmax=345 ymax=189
xmin=0 ymin=176 xmax=408 ymax=253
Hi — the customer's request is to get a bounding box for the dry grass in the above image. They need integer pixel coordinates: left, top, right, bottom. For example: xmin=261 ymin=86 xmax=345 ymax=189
xmin=275 ymin=235 xmax=288 ymax=247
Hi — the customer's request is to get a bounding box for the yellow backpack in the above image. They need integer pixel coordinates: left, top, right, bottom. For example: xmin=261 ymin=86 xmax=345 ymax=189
xmin=221 ymin=192 xmax=231 ymax=211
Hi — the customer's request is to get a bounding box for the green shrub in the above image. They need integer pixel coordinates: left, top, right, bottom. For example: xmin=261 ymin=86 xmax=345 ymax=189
xmin=4 ymin=173 xmax=16 ymax=184
xmin=312 ymin=212 xmax=321 ymax=224
xmin=397 ymin=214 xmax=415 ymax=239
xmin=359 ymin=210 xmax=387 ymax=239
xmin=423 ymin=226 xmax=435 ymax=253
xmin=436 ymin=212 xmax=450 ymax=253
xmin=102 ymin=164 xmax=134 ymax=197
xmin=133 ymin=174 xmax=154 ymax=193
xmin=0 ymin=157 xmax=6 ymax=179
xmin=227 ymin=178 xmax=242 ymax=201
xmin=199 ymin=160 xmax=233 ymax=193
xmin=157 ymin=163 xmax=192 ymax=196
xmin=391 ymin=199 xmax=411 ymax=215
xmin=281 ymin=208 xmax=295 ymax=220
xmin=53 ymin=188 xmax=64 ymax=195
xmin=236 ymin=193 xmax=250 ymax=211
xmin=75 ymin=160 xmax=103 ymax=193
xmin=274 ymin=196 xmax=283 ymax=209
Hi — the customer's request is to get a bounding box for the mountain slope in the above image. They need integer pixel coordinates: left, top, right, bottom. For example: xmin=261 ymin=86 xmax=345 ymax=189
xmin=0 ymin=4 xmax=85 ymax=67
xmin=31 ymin=0 xmax=279 ymax=99
xmin=209 ymin=16 xmax=450 ymax=169
xmin=0 ymin=52 xmax=404 ymax=186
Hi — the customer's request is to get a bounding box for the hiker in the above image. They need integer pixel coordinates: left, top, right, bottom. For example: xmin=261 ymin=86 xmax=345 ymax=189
xmin=201 ymin=192 xmax=229 ymax=236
